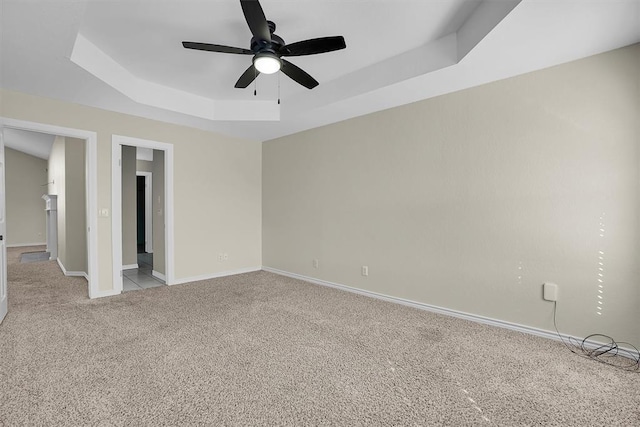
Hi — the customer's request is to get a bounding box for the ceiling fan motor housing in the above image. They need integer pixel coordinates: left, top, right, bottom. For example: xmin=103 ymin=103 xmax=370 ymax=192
xmin=250 ymin=21 xmax=285 ymax=55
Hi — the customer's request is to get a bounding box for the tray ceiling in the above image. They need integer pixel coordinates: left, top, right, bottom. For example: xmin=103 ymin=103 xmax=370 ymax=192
xmin=1 ymin=0 xmax=639 ymax=141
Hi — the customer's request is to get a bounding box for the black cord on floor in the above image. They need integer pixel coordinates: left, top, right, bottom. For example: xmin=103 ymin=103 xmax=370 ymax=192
xmin=553 ymin=301 xmax=640 ymax=372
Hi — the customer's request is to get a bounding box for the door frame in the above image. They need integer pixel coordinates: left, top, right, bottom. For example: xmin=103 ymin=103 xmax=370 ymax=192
xmin=136 ymin=171 xmax=153 ymax=254
xmin=111 ymin=135 xmax=174 ymax=293
xmin=0 ymin=129 xmax=6 ymax=323
xmin=0 ymin=117 xmax=100 ymax=298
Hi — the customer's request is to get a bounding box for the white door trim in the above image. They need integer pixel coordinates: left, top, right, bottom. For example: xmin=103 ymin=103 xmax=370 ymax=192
xmin=0 ymin=128 xmax=7 ymax=324
xmin=136 ymin=172 xmax=153 ymax=254
xmin=0 ymin=117 xmax=99 ymax=298
xmin=112 ymin=135 xmax=174 ymax=294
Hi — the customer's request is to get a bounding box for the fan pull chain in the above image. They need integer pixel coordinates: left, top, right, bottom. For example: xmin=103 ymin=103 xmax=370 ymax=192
xmin=254 ymin=67 xmax=257 ymax=96
xmin=277 ymin=71 xmax=281 ymax=105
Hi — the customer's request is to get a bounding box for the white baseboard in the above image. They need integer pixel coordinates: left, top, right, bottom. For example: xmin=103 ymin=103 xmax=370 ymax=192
xmin=152 ymin=270 xmax=166 ymax=281
xmin=7 ymin=242 xmax=46 ymax=248
xmin=122 ymin=263 xmax=139 ymax=270
xmin=89 ymin=288 xmax=121 ymax=299
xmin=262 ymin=266 xmax=639 ymax=361
xmin=56 ymin=258 xmax=65 ymax=273
xmin=56 ymin=258 xmax=88 ymax=280
xmin=172 ymin=266 xmax=261 ymax=286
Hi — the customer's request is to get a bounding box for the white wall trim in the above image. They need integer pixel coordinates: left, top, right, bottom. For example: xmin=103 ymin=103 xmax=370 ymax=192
xmin=172 ymin=267 xmax=262 ymax=286
xmin=122 ymin=263 xmax=139 ymax=270
xmin=262 ymin=267 xmax=639 ymax=361
xmin=112 ymin=135 xmax=174 ymax=296
xmin=7 ymin=242 xmax=46 ymax=248
xmin=56 ymin=258 xmax=88 ymax=279
xmin=91 ymin=289 xmax=121 ymax=298
xmin=0 ymin=117 xmax=99 ymax=299
xmin=112 ymin=141 xmax=122 ymax=294
xmin=56 ymin=257 xmax=66 ymax=274
xmin=151 ymin=270 xmax=166 ymax=281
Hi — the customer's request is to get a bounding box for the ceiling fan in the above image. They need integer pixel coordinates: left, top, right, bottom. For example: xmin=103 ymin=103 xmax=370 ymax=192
xmin=182 ymin=0 xmax=346 ymax=90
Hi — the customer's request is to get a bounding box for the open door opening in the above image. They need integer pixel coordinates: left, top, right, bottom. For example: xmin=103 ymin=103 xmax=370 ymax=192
xmin=0 ymin=117 xmax=99 ymax=312
xmin=136 ymin=175 xmax=146 ymax=254
xmin=112 ymin=135 xmax=173 ymax=294
xmin=136 ymin=172 xmax=152 ymax=254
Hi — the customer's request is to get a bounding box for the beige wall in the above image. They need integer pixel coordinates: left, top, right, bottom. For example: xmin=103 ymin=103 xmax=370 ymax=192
xmin=5 ymin=147 xmax=47 ymax=246
xmin=64 ymin=137 xmax=87 ymax=273
xmin=48 ymin=136 xmax=87 ymax=273
xmin=121 ymin=145 xmax=137 ymax=266
xmin=136 ymin=159 xmax=153 ymax=173
xmin=1 ymin=87 xmax=262 ymax=292
xmin=263 ymin=44 xmax=640 ymax=348
xmin=152 ymin=150 xmax=165 ymax=275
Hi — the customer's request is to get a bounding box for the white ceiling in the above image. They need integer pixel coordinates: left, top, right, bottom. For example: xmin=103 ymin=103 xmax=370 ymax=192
xmin=80 ymin=0 xmax=480 ymax=100
xmin=3 ymin=128 xmax=55 ymax=159
xmin=3 ymin=128 xmax=154 ymax=161
xmin=1 ymin=0 xmax=639 ymax=142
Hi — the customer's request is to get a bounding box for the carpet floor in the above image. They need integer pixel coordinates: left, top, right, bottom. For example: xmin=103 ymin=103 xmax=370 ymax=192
xmin=1 ymin=246 xmax=638 ymax=426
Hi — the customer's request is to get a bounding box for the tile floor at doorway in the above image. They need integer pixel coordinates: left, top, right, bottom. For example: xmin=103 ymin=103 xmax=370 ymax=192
xmin=123 ymin=252 xmax=164 ymax=292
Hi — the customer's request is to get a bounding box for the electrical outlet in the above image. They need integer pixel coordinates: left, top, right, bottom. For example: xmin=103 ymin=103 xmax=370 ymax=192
xmin=313 ymin=259 xmax=319 ymax=268
xmin=218 ymin=253 xmax=224 ymax=262
xmin=361 ymin=266 xmax=369 ymax=276
xmin=223 ymin=253 xmax=228 ymax=261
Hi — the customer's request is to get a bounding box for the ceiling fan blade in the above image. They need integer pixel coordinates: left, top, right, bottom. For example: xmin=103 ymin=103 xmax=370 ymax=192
xmin=281 ymin=59 xmax=318 ymax=89
xmin=235 ymin=64 xmax=260 ymax=88
xmin=282 ymin=36 xmax=346 ymax=57
xmin=183 ymin=42 xmax=253 ymax=55
xmin=240 ymin=0 xmax=271 ymax=42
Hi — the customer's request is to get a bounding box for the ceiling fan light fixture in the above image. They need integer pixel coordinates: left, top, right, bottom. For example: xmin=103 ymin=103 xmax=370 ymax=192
xmin=253 ymin=52 xmax=281 ymax=74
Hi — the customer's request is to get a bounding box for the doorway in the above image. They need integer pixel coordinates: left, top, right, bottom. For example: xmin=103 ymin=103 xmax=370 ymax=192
xmin=137 ymin=175 xmax=146 ymax=254
xmin=0 ymin=117 xmax=99 ymax=301
xmin=111 ymin=135 xmax=174 ymax=294
xmin=136 ymin=172 xmax=152 ymax=254
xmin=121 ymin=151 xmax=160 ymax=292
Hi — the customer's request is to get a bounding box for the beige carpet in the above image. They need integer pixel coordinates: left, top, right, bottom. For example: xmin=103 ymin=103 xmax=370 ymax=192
xmin=1 ymin=246 xmax=638 ymax=426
